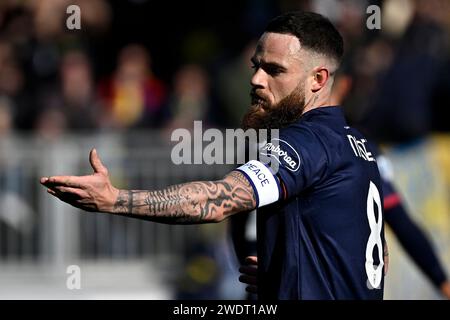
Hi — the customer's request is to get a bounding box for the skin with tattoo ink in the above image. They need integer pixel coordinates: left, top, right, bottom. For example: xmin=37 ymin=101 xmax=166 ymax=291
xmin=41 ymin=149 xmax=256 ymax=224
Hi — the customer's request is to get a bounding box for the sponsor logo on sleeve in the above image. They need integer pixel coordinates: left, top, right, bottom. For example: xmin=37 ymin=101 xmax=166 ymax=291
xmin=260 ymin=138 xmax=301 ymax=172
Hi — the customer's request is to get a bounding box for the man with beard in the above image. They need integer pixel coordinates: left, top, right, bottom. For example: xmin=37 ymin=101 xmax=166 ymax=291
xmin=40 ymin=12 xmax=385 ymax=299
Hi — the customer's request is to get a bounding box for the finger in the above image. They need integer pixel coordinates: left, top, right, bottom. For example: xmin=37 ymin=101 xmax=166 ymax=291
xmin=42 ymin=176 xmax=84 ymax=188
xmin=47 ymin=188 xmax=77 ymax=203
xmin=239 ymin=266 xmax=257 ymax=276
xmin=51 ymin=189 xmax=83 ymax=202
xmin=48 ymin=193 xmax=95 ymax=212
xmin=239 ymin=275 xmax=257 ymax=285
xmin=245 ymin=285 xmax=258 ymax=294
xmin=89 ymin=148 xmax=108 ymax=175
xmin=50 ymin=190 xmax=88 ymax=207
xmin=244 ymin=256 xmax=258 ymax=265
xmin=51 ymin=186 xmax=88 ymax=198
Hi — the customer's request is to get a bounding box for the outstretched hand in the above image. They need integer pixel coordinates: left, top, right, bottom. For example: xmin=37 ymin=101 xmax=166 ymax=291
xmin=40 ymin=149 xmax=119 ymax=213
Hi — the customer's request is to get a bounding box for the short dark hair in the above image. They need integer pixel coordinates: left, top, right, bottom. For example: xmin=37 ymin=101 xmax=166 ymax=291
xmin=265 ymin=11 xmax=344 ymax=65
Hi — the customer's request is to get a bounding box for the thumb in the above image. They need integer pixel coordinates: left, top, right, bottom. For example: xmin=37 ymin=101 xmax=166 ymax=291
xmin=89 ymin=148 xmax=108 ymax=175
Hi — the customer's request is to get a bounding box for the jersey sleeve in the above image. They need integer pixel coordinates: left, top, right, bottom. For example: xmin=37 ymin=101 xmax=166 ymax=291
xmin=234 ymin=125 xmax=328 ymax=207
xmin=385 ymin=203 xmax=448 ymax=287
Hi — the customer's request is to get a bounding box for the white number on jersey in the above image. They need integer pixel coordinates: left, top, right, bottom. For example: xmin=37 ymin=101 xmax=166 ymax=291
xmin=365 ymin=181 xmax=384 ymax=289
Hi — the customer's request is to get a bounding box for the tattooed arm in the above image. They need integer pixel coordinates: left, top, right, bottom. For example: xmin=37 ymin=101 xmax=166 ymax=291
xmin=40 ymin=149 xmax=256 ymax=224
xmin=112 ymin=171 xmax=256 ymax=223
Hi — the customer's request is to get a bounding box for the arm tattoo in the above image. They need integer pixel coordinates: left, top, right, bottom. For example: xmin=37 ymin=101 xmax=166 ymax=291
xmin=112 ymin=171 xmax=256 ymax=224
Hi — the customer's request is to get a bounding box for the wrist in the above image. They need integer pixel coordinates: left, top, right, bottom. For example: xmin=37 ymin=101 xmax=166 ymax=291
xmin=109 ymin=188 xmax=132 ymax=214
xmin=105 ymin=186 xmax=120 ymax=213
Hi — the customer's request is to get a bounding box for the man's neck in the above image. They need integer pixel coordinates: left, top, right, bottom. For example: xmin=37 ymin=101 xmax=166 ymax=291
xmin=302 ymin=93 xmax=334 ymax=115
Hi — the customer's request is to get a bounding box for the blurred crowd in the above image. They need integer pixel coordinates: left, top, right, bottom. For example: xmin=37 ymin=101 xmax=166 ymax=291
xmin=0 ymin=0 xmax=450 ymax=299
xmin=0 ymin=0 xmax=449 ymax=144
xmin=0 ymin=0 xmax=262 ymax=140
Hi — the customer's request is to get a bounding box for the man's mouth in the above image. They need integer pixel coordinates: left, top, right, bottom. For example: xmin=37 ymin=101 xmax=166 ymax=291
xmin=251 ymin=92 xmax=267 ymax=108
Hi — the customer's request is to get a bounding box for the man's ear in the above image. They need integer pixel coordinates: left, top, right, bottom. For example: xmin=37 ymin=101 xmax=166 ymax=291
xmin=311 ymin=67 xmax=329 ymax=92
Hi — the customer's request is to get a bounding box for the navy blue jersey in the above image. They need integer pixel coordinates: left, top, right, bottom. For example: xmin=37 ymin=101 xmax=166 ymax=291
xmin=236 ymin=106 xmax=385 ymax=300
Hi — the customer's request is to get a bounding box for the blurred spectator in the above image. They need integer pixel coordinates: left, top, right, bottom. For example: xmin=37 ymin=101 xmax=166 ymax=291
xmin=60 ymin=50 xmax=101 ymax=131
xmin=30 ymin=0 xmax=111 ymax=41
xmin=32 ymin=44 xmax=98 ymax=140
xmin=217 ymin=41 xmax=256 ymax=127
xmin=359 ymin=0 xmax=450 ymax=142
xmin=30 ymin=0 xmax=69 ymax=41
xmin=339 ymin=38 xmax=396 ymax=127
xmin=0 ymin=96 xmax=13 ymax=137
xmin=0 ymin=39 xmax=34 ymax=131
xmin=98 ymin=44 xmax=167 ymax=129
xmin=0 ymin=40 xmax=24 ymax=97
xmin=164 ymin=64 xmax=211 ymax=131
xmin=312 ymin=0 xmax=370 ymax=48
xmin=34 ymin=91 xmax=68 ymax=141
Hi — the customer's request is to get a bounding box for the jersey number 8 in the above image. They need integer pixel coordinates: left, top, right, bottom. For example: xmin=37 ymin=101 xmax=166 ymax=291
xmin=365 ymin=181 xmax=384 ymax=289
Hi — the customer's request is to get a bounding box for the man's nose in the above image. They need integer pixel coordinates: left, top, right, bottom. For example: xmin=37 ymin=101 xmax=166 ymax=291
xmin=250 ymin=68 xmax=267 ymax=88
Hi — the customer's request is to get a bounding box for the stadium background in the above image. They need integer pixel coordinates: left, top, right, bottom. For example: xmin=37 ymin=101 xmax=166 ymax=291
xmin=0 ymin=0 xmax=449 ymax=299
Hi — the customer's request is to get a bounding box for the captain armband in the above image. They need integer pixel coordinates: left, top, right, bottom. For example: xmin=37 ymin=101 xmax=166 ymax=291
xmin=235 ymin=160 xmax=281 ymax=208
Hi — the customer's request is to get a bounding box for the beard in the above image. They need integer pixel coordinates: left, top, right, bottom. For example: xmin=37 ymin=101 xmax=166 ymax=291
xmin=241 ymin=82 xmax=306 ymax=130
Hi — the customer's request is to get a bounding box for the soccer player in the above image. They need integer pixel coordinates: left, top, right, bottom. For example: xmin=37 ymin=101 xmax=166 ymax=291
xmin=235 ymin=56 xmax=450 ymax=299
xmin=40 ymin=12 xmax=386 ymax=299
xmin=234 ymin=160 xmax=450 ymax=299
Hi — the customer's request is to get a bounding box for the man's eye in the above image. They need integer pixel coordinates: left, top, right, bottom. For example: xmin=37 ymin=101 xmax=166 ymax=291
xmin=267 ymin=68 xmax=281 ymax=76
xmin=264 ymin=66 xmax=282 ymax=76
